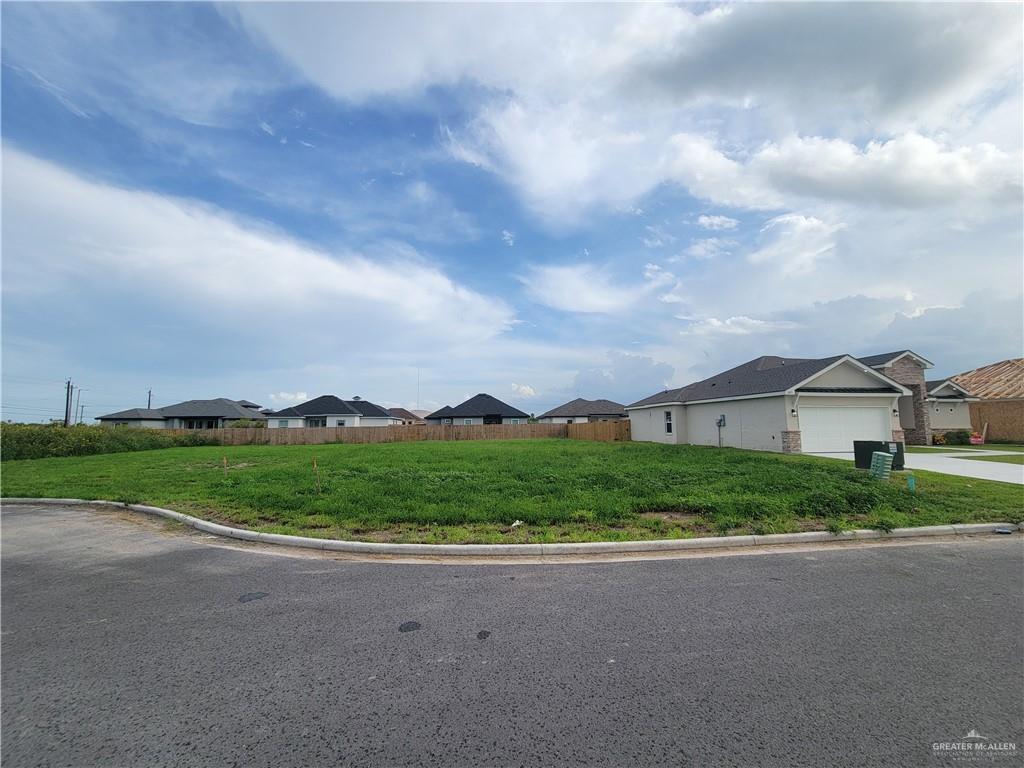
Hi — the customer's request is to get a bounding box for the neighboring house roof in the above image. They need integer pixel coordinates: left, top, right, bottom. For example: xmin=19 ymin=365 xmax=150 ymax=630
xmin=951 ymin=359 xmax=1024 ymax=400
xmin=389 ymin=407 xmax=423 ymax=421
xmin=235 ymin=400 xmax=262 ymax=409
xmin=410 ymin=410 xmax=432 ymax=419
xmin=158 ymin=399 xmax=267 ymax=419
xmin=266 ymin=395 xmax=395 ymax=418
xmin=858 ymin=350 xmax=934 ymax=369
xmin=98 ymin=399 xmax=266 ymax=421
xmin=346 ymin=398 xmax=395 ymax=418
xmin=538 ymin=398 xmax=627 ymax=419
xmin=627 ymin=354 xmax=909 ymax=408
xmin=426 ymin=394 xmax=530 ymax=419
xmin=925 ymin=379 xmax=976 ymax=400
xmin=96 ymin=408 xmax=166 ymax=420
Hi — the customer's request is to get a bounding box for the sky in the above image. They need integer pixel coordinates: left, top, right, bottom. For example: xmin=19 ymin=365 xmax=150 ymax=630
xmin=2 ymin=2 xmax=1022 ymax=422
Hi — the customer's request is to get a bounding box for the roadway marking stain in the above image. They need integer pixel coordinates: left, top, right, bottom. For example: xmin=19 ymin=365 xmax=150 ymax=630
xmin=399 ymin=621 xmax=421 ymax=632
xmin=238 ymin=592 xmax=269 ymax=603
xmin=477 ymin=630 xmax=491 ymax=640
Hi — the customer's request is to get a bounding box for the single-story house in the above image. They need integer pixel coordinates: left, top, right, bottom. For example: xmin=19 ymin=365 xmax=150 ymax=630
xmin=951 ymin=358 xmax=1024 ymax=441
xmin=267 ymin=395 xmax=402 ymax=428
xmin=924 ymin=379 xmax=978 ymax=436
xmin=97 ymin=399 xmax=267 ymax=429
xmin=536 ymin=398 xmax=628 ymax=424
xmin=425 ymin=394 xmax=530 ymax=425
xmin=627 ymin=353 xmax=916 ymax=453
xmin=388 ymin=407 xmax=425 ymax=425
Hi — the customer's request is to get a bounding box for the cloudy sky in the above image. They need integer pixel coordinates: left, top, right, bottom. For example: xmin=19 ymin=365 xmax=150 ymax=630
xmin=2 ymin=2 xmax=1021 ymax=421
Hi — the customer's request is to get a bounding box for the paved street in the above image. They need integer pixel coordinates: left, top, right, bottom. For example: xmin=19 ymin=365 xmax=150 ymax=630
xmin=3 ymin=503 xmax=1022 ymax=768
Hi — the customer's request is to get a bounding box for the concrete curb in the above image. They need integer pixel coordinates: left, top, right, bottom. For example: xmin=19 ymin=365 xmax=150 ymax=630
xmin=3 ymin=498 xmax=1020 ymax=558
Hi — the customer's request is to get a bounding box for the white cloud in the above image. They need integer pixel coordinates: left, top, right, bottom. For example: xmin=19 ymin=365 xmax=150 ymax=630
xmin=748 ymin=215 xmax=844 ymax=275
xmin=696 ymin=214 xmax=738 ymax=230
xmin=681 ymin=237 xmax=735 ymax=261
xmin=2 ymin=148 xmax=515 ymax=351
xmin=501 ymin=229 xmax=515 ymax=247
xmin=752 ymin=133 xmax=1022 ymax=208
xmin=511 ymin=383 xmax=536 ymax=397
xmin=259 ymin=121 xmax=275 ymax=136
xmin=269 ymin=391 xmax=308 ymax=404
xmin=681 ymin=316 xmax=801 ymax=336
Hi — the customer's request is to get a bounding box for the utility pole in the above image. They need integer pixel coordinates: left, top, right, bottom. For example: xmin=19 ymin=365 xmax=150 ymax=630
xmin=64 ymin=380 xmax=73 ymax=427
xmin=73 ymin=387 xmax=82 ymax=424
xmin=77 ymin=403 xmax=86 ymax=424
xmin=147 ymin=389 xmax=152 ymax=409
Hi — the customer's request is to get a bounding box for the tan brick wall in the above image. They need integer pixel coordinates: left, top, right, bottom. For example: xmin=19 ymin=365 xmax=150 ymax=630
xmin=781 ymin=430 xmax=802 ymax=453
xmin=879 ymin=357 xmax=931 ymax=445
xmin=969 ymin=400 xmax=1024 ymax=442
xmin=892 ymin=429 xmax=905 ymax=443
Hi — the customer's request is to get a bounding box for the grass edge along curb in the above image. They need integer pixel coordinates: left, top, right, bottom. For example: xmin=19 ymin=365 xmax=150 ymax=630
xmin=3 ymin=498 xmax=1020 ymax=557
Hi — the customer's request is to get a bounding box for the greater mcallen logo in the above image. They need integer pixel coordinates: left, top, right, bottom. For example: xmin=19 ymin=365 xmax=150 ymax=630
xmin=933 ymin=729 xmax=1018 ymax=761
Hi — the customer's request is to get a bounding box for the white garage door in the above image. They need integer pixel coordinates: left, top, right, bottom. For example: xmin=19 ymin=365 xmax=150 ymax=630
xmin=799 ymin=406 xmax=891 ymax=453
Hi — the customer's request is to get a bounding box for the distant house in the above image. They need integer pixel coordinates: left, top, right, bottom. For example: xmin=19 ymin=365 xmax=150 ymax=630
xmin=425 ymin=394 xmax=530 ymax=425
xmin=924 ymin=379 xmax=978 ymax=436
xmin=388 ymin=407 xmax=425 ymax=425
xmin=266 ymin=395 xmax=402 ymax=428
xmin=97 ymin=399 xmax=267 ymax=429
xmin=536 ymin=398 xmax=628 ymax=424
xmin=951 ymin=358 xmax=1024 ymax=441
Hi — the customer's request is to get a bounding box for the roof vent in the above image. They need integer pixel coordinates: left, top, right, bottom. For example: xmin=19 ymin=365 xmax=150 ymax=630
xmin=352 ymin=396 xmax=361 ymax=400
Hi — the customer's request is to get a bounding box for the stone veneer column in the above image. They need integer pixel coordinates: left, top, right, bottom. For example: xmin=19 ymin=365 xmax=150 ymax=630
xmin=880 ymin=358 xmax=932 ymax=446
xmin=781 ymin=430 xmax=802 ymax=453
xmin=892 ymin=429 xmax=905 ymax=443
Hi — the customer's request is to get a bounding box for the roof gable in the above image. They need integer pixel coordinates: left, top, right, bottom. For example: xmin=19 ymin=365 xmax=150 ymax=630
xmin=859 ymin=350 xmax=934 ymax=369
xmin=266 ymin=395 xmax=360 ymax=418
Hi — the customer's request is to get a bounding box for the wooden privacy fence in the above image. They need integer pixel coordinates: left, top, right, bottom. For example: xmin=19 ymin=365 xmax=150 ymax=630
xmin=167 ymin=420 xmax=631 ymax=446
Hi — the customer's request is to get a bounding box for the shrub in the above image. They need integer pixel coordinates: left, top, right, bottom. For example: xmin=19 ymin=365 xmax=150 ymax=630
xmin=0 ymin=423 xmax=220 ymax=461
xmin=942 ymin=430 xmax=972 ymax=445
xmin=228 ymin=419 xmax=266 ymax=428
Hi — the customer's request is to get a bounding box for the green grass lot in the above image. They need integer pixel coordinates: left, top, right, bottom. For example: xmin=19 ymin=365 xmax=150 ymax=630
xmin=2 ymin=441 xmax=1021 ymax=543
xmin=957 ymin=454 xmax=1024 ymax=465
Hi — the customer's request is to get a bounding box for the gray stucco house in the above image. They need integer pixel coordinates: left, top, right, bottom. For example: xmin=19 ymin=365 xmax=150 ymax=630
xmin=626 ymin=352 xmax=938 ymax=453
xmin=266 ymin=395 xmax=402 ymax=428
xmin=97 ymin=399 xmax=267 ymax=429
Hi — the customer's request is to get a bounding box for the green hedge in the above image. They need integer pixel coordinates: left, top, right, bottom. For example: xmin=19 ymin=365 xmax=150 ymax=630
xmin=0 ymin=424 xmax=220 ymax=461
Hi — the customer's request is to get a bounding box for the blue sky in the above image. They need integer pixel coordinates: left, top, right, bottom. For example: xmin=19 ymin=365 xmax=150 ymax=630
xmin=2 ymin=2 xmax=1022 ymax=422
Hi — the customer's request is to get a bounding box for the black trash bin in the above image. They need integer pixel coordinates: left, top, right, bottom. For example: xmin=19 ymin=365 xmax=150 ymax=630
xmin=853 ymin=440 xmax=905 ymax=470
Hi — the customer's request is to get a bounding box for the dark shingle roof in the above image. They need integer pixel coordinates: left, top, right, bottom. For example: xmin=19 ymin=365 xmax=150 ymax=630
xmin=538 ymin=398 xmax=627 ymax=419
xmin=858 ymin=350 xmax=933 ymax=368
xmin=346 ymin=399 xmax=393 ymax=418
xmin=426 ymin=394 xmax=530 ymax=420
xmin=628 ymin=355 xmax=850 ymax=407
xmin=266 ymin=395 xmax=360 ymax=418
xmin=96 ymin=408 xmax=166 ymax=420
xmin=926 ymin=379 xmax=974 ymax=398
xmin=158 ymin=399 xmax=268 ymax=419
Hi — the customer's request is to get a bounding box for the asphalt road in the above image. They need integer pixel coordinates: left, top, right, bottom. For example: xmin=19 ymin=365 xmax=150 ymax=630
xmin=3 ymin=504 xmax=1022 ymax=768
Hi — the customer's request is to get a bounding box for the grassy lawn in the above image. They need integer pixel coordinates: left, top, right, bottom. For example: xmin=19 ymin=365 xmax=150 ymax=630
xmin=2 ymin=441 xmax=1021 ymax=543
xmin=956 ymin=454 xmax=1024 ymax=465
xmin=907 ymin=445 xmax=1024 ymax=454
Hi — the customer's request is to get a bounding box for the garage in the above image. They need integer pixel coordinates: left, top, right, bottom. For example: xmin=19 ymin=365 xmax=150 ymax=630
xmin=798 ymin=406 xmax=891 ymax=453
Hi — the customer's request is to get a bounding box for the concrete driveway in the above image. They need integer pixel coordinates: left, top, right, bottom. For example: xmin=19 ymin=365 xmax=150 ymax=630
xmin=3 ymin=503 xmax=1022 ymax=768
xmin=810 ymin=449 xmax=1024 ymax=485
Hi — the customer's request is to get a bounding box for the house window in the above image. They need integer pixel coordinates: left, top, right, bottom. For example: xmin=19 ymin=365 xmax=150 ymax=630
xmin=464 ymin=419 xmax=473 ymax=425
xmin=510 ymin=418 xmax=521 ymax=425
xmin=442 ymin=418 xmax=452 ymax=424
xmin=566 ymin=419 xmax=574 ymax=424
xmin=206 ymin=420 xmax=216 ymax=429
xmin=278 ymin=420 xmax=289 ymax=428
xmin=665 ymin=411 xmax=673 ymax=434
xmin=308 ymin=418 xmax=326 ymax=428
xmin=337 ymin=419 xmax=346 ymax=427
